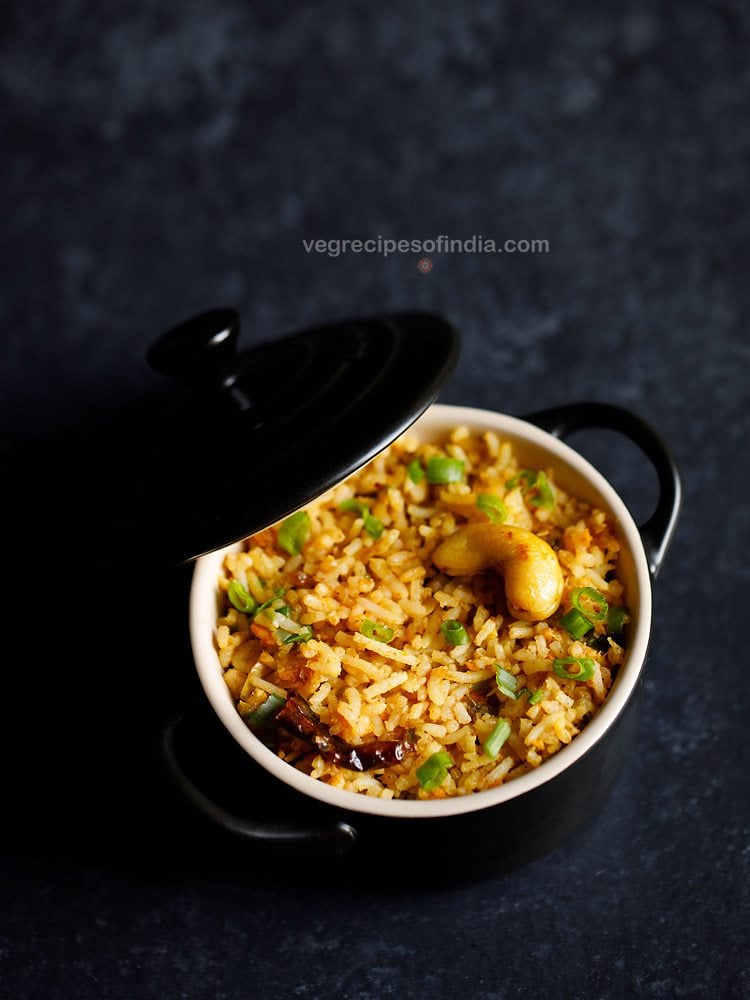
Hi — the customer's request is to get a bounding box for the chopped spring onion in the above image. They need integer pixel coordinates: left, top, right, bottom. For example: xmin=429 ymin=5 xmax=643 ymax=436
xmin=363 ymin=514 xmax=384 ymax=539
xmin=426 ymin=456 xmax=465 ymax=484
xmin=269 ymin=606 xmax=314 ymax=644
xmin=339 ymin=498 xmax=384 ymax=539
xmin=476 ymin=493 xmax=507 ymax=524
xmin=529 ymin=471 xmax=555 ymax=509
xmin=407 ymin=460 xmax=425 ymax=483
xmin=571 ymin=587 xmax=608 ymax=623
xmin=278 ymin=510 xmax=311 ymax=555
xmin=553 ymin=656 xmax=596 ymax=681
xmin=506 ymin=469 xmax=535 ymax=491
xmin=506 ymin=469 xmax=555 ymax=510
xmin=227 ymin=579 xmax=257 ymax=615
xmin=254 ymin=588 xmax=288 ymax=615
xmin=416 ymin=750 xmax=452 ymax=790
xmin=441 ymin=620 xmax=469 ymax=646
xmin=278 ymin=624 xmax=314 ymax=644
xmin=607 ymin=605 xmax=629 ymax=633
xmin=262 ymin=605 xmax=313 ymax=644
xmin=244 ymin=693 xmax=286 ymax=729
xmin=495 ymin=665 xmax=518 ymax=700
xmin=516 ymin=686 xmax=544 ymax=704
xmin=560 ymin=607 xmax=593 ymax=640
xmin=360 ymin=619 xmax=395 ymax=643
xmin=483 ymin=718 xmax=511 ymax=758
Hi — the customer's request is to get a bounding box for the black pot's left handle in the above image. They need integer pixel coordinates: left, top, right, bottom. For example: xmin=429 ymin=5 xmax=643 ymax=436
xmin=523 ymin=402 xmax=681 ymax=578
xmin=161 ymin=716 xmax=357 ymax=856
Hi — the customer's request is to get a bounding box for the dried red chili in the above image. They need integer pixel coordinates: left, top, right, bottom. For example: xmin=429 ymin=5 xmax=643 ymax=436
xmin=276 ymin=694 xmax=415 ymax=772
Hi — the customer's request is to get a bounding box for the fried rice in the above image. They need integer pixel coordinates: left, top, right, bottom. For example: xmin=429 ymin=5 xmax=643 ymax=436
xmin=215 ymin=425 xmax=627 ymax=800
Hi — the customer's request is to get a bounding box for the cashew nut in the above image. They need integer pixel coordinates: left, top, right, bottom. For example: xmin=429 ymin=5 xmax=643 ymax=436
xmin=432 ymin=523 xmax=564 ymax=621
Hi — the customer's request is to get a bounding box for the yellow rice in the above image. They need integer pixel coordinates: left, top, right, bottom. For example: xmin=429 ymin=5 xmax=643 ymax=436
xmin=216 ymin=426 xmax=626 ymax=800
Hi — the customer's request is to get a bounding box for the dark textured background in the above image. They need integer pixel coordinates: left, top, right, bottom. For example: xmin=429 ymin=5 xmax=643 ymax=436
xmin=2 ymin=2 xmax=748 ymax=998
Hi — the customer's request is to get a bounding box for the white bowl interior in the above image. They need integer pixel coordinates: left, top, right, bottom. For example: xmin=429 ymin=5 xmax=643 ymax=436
xmin=190 ymin=404 xmax=652 ymax=818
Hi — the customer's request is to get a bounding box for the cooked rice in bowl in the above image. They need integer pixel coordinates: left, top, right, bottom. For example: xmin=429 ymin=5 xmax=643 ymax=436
xmin=215 ymin=425 xmax=629 ymax=800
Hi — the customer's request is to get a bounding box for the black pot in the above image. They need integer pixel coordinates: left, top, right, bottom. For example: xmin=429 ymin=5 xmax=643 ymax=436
xmin=163 ymin=396 xmax=680 ymax=882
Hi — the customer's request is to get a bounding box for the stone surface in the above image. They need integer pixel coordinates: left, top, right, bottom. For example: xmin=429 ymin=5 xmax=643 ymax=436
xmin=1 ymin=2 xmax=748 ymax=998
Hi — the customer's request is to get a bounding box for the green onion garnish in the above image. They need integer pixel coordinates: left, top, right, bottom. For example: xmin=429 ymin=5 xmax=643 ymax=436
xmin=529 ymin=471 xmax=555 ymax=509
xmin=278 ymin=625 xmax=314 ymax=644
xmin=339 ymin=499 xmax=384 ymax=538
xmin=495 ymin=665 xmax=518 ymax=700
xmin=227 ymin=579 xmax=257 ymax=615
xmin=407 ymin=460 xmax=425 ymax=483
xmin=254 ymin=588 xmax=288 ymax=615
xmin=506 ymin=470 xmax=535 ymax=491
xmin=426 ymin=456 xmax=465 ymax=484
xmin=278 ymin=511 xmax=311 ymax=555
xmin=416 ymin=750 xmax=452 ymax=790
xmin=476 ymin=493 xmax=507 ymax=524
xmin=506 ymin=469 xmax=555 ymax=510
xmin=244 ymin=693 xmax=286 ymax=729
xmin=607 ymin=605 xmax=629 ymax=633
xmin=441 ymin=620 xmax=469 ymax=646
xmin=560 ymin=607 xmax=593 ymax=640
xmin=482 ymin=718 xmax=511 ymax=758
xmin=529 ymin=689 xmax=545 ymax=705
xmin=553 ymin=656 xmax=596 ymax=681
xmin=339 ymin=498 xmax=365 ymax=515
xmin=571 ymin=587 xmax=608 ymax=624
xmin=360 ymin=620 xmax=395 ymax=643
xmin=363 ymin=514 xmax=384 ymax=538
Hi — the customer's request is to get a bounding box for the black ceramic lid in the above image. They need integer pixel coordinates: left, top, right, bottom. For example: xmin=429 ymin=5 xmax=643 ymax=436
xmin=126 ymin=309 xmax=459 ymax=567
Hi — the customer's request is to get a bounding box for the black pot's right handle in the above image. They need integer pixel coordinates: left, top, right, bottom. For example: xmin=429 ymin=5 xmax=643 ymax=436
xmin=523 ymin=402 xmax=681 ymax=578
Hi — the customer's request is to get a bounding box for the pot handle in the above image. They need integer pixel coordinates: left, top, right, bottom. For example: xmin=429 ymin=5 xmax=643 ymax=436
xmin=522 ymin=402 xmax=681 ymax=578
xmin=160 ymin=716 xmax=357 ymax=855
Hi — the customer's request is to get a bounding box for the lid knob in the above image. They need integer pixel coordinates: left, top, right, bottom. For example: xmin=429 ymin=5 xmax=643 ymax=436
xmin=147 ymin=308 xmax=241 ymax=393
